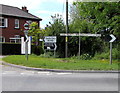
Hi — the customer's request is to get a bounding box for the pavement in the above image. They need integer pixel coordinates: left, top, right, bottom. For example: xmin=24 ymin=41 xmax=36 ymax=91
xmin=1 ymin=55 xmax=120 ymax=73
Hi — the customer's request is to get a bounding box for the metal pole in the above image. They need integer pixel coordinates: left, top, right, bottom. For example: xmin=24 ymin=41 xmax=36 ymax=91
xmin=25 ymin=41 xmax=28 ymax=61
xmin=54 ymin=50 xmax=56 ymax=58
xmin=65 ymin=0 xmax=68 ymax=58
xmin=78 ymin=31 xmax=81 ymax=59
xmin=110 ymin=42 xmax=112 ymax=64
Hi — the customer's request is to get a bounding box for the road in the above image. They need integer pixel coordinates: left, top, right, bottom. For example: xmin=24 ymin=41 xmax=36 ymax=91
xmin=1 ymin=63 xmax=119 ymax=91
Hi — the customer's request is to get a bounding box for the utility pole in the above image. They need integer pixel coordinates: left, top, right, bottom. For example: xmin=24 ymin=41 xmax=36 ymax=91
xmin=65 ymin=0 xmax=68 ymax=58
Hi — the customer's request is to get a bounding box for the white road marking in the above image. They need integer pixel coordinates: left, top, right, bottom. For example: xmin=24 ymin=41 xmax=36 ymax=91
xmin=20 ymin=71 xmax=35 ymax=75
xmin=56 ymin=73 xmax=72 ymax=75
xmin=2 ymin=71 xmax=17 ymax=74
xmin=2 ymin=70 xmax=73 ymax=76
xmin=37 ymin=71 xmax=50 ymax=74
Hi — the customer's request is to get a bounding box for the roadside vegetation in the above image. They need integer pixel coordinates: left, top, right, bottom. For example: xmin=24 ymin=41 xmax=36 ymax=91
xmin=2 ymin=2 xmax=120 ymax=71
xmin=2 ymin=55 xmax=119 ymax=70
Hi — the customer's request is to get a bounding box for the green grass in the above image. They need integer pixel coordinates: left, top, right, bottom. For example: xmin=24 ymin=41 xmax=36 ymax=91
xmin=2 ymin=55 xmax=120 ymax=70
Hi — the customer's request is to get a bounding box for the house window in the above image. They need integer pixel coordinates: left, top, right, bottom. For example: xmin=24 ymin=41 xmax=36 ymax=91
xmin=0 ymin=17 xmax=8 ymax=28
xmin=15 ymin=19 xmax=19 ymax=28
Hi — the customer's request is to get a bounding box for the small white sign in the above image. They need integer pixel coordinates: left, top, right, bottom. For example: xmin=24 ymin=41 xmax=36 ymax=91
xmin=39 ymin=39 xmax=43 ymax=41
xmin=44 ymin=36 xmax=57 ymax=43
xmin=21 ymin=37 xmax=31 ymax=54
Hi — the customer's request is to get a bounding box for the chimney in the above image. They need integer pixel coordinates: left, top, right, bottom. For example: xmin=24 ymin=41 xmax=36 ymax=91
xmin=22 ymin=6 xmax=28 ymax=12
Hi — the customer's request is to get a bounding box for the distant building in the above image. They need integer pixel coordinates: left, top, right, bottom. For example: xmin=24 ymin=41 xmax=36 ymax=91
xmin=0 ymin=4 xmax=42 ymax=43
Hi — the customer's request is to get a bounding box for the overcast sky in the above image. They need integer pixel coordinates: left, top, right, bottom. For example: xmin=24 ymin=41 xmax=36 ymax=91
xmin=0 ymin=0 xmax=74 ymax=28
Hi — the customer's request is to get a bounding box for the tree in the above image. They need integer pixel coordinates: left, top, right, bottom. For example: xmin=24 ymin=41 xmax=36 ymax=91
xmin=69 ymin=2 xmax=120 ymax=57
xmin=29 ymin=22 xmax=46 ymax=45
xmin=71 ymin=2 xmax=120 ymax=38
xmin=45 ymin=14 xmax=66 ymax=57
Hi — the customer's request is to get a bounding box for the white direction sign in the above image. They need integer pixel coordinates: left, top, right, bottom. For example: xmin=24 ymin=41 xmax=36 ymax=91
xmin=44 ymin=36 xmax=57 ymax=43
xmin=21 ymin=37 xmax=31 ymax=54
xmin=109 ymin=34 xmax=116 ymax=42
xmin=60 ymin=33 xmax=101 ymax=37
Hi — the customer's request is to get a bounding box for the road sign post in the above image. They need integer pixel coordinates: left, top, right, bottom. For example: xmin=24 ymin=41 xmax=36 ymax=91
xmin=60 ymin=33 xmax=116 ymax=64
xmin=78 ymin=31 xmax=81 ymax=59
xmin=110 ymin=42 xmax=112 ymax=64
xmin=23 ymin=22 xmax=29 ymax=61
xmin=109 ymin=34 xmax=116 ymax=64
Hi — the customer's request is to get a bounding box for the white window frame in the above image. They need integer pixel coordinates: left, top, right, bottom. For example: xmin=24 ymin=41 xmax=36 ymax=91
xmin=15 ymin=19 xmax=19 ymax=28
xmin=0 ymin=17 xmax=8 ymax=28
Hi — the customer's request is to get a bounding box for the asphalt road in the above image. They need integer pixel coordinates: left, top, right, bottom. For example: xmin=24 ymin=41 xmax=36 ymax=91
xmin=1 ymin=65 xmax=119 ymax=91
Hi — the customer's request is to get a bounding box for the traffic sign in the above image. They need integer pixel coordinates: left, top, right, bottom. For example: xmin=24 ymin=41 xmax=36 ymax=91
xmin=44 ymin=36 xmax=57 ymax=43
xmin=44 ymin=43 xmax=57 ymax=50
xmin=24 ymin=22 xmax=29 ymax=30
xmin=109 ymin=34 xmax=116 ymax=42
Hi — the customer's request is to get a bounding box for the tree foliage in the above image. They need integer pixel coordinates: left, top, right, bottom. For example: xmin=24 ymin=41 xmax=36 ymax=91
xmin=45 ymin=14 xmax=66 ymax=57
xmin=69 ymin=2 xmax=120 ymax=57
xmin=29 ymin=22 xmax=46 ymax=45
xmin=70 ymin=2 xmax=120 ymax=38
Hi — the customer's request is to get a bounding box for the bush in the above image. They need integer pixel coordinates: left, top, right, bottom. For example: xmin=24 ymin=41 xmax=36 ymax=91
xmin=39 ymin=52 xmax=59 ymax=58
xmin=93 ymin=48 xmax=120 ymax=60
xmin=71 ymin=53 xmax=92 ymax=60
xmin=2 ymin=43 xmax=44 ymax=55
xmin=2 ymin=43 xmax=21 ymax=55
xmin=32 ymin=45 xmax=44 ymax=55
xmin=80 ymin=53 xmax=92 ymax=60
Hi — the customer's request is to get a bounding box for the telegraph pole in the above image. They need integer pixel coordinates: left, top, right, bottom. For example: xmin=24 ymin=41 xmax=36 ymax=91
xmin=65 ymin=0 xmax=68 ymax=58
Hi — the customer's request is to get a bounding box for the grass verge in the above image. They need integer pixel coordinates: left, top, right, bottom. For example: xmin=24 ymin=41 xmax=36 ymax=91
xmin=2 ymin=55 xmax=120 ymax=70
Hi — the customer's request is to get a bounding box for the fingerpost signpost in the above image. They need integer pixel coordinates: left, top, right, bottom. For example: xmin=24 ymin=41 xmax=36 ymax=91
xmin=60 ymin=32 xmax=116 ymax=64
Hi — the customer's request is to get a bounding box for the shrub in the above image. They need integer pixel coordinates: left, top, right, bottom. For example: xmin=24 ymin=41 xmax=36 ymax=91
xmin=71 ymin=53 xmax=92 ymax=60
xmin=40 ymin=52 xmax=59 ymax=58
xmin=2 ymin=43 xmax=44 ymax=55
xmin=80 ymin=53 xmax=92 ymax=60
xmin=32 ymin=45 xmax=44 ymax=55
xmin=2 ymin=43 xmax=21 ymax=55
xmin=93 ymin=48 xmax=120 ymax=60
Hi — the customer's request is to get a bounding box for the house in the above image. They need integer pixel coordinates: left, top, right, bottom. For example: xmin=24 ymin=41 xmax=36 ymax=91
xmin=0 ymin=4 xmax=42 ymax=43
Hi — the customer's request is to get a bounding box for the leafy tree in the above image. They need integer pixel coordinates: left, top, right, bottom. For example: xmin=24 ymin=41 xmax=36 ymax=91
xmin=45 ymin=14 xmax=66 ymax=57
xmin=69 ymin=2 xmax=120 ymax=58
xmin=29 ymin=22 xmax=46 ymax=45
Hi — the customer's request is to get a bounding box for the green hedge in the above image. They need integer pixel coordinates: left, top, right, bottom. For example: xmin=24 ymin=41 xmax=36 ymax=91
xmin=2 ymin=43 xmax=44 ymax=55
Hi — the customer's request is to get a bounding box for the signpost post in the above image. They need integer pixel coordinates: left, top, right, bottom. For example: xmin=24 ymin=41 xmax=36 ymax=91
xmin=23 ymin=22 xmax=29 ymax=60
xmin=109 ymin=34 xmax=116 ymax=64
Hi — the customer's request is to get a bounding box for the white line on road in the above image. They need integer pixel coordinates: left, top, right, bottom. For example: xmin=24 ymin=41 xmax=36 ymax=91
xmin=56 ymin=73 xmax=72 ymax=75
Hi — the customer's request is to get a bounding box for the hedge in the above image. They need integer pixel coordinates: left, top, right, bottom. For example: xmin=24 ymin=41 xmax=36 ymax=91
xmin=1 ymin=43 xmax=44 ymax=55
